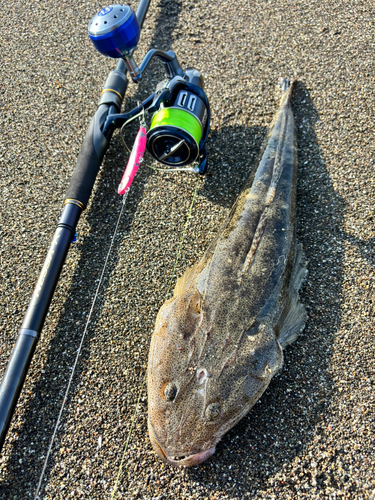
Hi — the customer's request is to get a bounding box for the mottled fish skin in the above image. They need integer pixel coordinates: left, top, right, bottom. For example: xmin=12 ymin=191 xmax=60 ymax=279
xmin=147 ymin=79 xmax=307 ymax=467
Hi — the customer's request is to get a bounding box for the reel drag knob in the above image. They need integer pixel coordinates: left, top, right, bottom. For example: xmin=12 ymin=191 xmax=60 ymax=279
xmin=88 ymin=5 xmax=140 ymax=58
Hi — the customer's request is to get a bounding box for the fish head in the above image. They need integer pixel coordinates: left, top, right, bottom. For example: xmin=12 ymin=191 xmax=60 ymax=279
xmin=147 ymin=289 xmax=283 ymax=467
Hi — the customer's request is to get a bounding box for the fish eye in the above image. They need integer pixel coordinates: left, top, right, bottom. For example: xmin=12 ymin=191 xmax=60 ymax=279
xmin=162 ymin=382 xmax=178 ymax=402
xmin=205 ymin=402 xmax=221 ymax=421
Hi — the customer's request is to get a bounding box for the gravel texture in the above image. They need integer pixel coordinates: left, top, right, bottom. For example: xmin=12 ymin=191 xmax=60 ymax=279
xmin=1 ymin=0 xmax=374 ymax=498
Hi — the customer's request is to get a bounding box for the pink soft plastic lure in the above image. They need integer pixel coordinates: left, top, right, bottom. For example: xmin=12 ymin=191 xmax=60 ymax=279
xmin=118 ymin=126 xmax=147 ymax=195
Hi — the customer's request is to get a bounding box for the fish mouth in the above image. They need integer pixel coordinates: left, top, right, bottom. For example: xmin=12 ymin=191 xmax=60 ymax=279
xmin=148 ymin=419 xmax=216 ymax=467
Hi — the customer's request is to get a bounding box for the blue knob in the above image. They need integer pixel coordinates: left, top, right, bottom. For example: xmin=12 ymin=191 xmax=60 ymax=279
xmin=88 ymin=5 xmax=140 ymax=58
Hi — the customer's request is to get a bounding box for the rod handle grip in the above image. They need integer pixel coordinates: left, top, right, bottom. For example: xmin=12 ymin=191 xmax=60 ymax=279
xmin=64 ymin=109 xmax=109 ymax=208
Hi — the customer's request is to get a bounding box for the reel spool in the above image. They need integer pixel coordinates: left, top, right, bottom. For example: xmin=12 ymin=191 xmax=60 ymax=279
xmin=88 ymin=4 xmax=140 ymax=58
xmin=147 ymin=79 xmax=209 ymax=171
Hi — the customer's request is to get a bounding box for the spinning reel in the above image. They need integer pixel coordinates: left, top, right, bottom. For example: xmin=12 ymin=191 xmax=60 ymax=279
xmin=88 ymin=4 xmax=210 ymax=173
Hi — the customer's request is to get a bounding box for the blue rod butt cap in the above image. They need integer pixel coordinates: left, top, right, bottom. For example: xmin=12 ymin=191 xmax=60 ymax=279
xmin=88 ymin=4 xmax=140 ymax=58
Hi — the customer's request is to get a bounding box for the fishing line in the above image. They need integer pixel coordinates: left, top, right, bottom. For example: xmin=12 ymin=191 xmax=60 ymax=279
xmin=165 ymin=181 xmax=198 ymax=299
xmin=110 ymin=178 xmax=200 ymax=499
xmin=33 ymin=172 xmax=198 ymax=498
xmin=34 ymin=193 xmax=128 ymax=500
xmin=120 ymin=109 xmax=145 ymax=153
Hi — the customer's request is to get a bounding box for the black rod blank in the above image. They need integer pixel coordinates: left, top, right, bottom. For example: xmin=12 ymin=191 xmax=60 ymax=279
xmin=0 ymin=204 xmax=81 ymax=449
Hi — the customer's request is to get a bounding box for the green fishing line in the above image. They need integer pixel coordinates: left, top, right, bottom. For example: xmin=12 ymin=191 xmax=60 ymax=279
xmin=150 ymin=107 xmax=202 ymax=145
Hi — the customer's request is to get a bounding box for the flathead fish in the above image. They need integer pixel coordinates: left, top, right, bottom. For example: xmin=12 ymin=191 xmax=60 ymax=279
xmin=147 ymin=79 xmax=307 ymax=467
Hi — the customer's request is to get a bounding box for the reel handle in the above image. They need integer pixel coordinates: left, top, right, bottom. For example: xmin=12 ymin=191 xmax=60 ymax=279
xmin=88 ymin=5 xmax=183 ymax=83
xmin=124 ymin=49 xmax=184 ymax=83
xmin=88 ymin=5 xmax=140 ymax=57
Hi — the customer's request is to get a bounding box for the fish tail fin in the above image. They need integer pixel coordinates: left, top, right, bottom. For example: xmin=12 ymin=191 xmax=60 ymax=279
xmin=277 ymin=77 xmax=295 ymax=106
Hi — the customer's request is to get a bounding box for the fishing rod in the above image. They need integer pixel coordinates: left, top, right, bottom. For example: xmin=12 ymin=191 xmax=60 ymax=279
xmin=0 ymin=1 xmax=210 ymax=451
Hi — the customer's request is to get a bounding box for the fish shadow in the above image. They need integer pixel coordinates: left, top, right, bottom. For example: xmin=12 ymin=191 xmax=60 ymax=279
xmin=201 ymin=124 xmax=267 ymax=209
xmin=183 ymin=82 xmax=347 ymax=496
xmin=0 ymin=0 xmax=184 ymax=496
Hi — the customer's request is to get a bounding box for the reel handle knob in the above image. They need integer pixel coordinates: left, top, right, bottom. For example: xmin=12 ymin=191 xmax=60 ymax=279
xmin=88 ymin=5 xmax=140 ymax=58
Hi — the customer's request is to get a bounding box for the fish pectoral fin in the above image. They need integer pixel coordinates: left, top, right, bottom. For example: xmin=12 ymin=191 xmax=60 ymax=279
xmin=174 ymin=266 xmax=197 ymax=296
xmin=278 ymin=243 xmax=308 ymax=348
